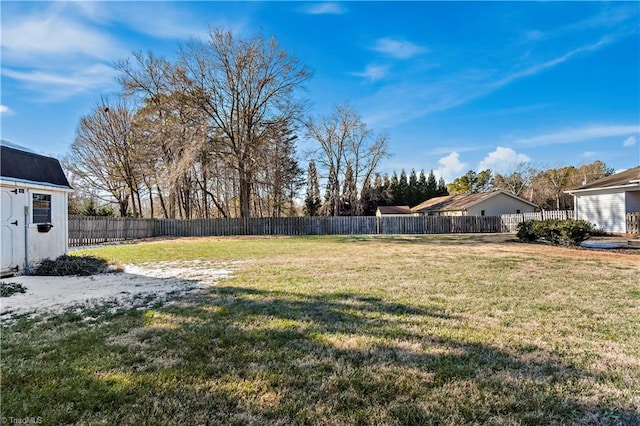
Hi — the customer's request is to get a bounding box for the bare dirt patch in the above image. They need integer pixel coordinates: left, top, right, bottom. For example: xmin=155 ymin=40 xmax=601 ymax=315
xmin=0 ymin=261 xmax=235 ymax=319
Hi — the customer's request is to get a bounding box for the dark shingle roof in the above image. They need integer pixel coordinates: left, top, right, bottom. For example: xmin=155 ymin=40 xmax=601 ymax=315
xmin=1 ymin=143 xmax=71 ymax=188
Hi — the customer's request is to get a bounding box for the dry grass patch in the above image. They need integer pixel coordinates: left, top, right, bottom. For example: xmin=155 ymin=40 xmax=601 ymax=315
xmin=2 ymin=234 xmax=639 ymax=424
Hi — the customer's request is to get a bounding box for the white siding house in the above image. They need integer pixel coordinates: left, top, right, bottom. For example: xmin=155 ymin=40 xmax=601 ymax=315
xmin=1 ymin=141 xmax=73 ymax=275
xmin=566 ymin=166 xmax=640 ymax=233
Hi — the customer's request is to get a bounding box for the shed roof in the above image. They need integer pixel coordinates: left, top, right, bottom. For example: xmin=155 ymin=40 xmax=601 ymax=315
xmin=1 ymin=141 xmax=72 ymax=189
xmin=412 ymin=190 xmax=536 ymax=213
xmin=571 ymin=166 xmax=640 ymax=191
xmin=377 ymin=205 xmax=412 ymax=215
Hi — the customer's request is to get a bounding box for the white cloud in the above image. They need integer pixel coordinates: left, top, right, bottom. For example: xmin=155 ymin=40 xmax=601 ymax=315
xmin=100 ymin=3 xmax=217 ymax=40
xmin=517 ymin=125 xmax=640 ymax=146
xmin=372 ymin=37 xmax=427 ymax=59
xmin=0 ymin=105 xmax=11 ymax=114
xmin=350 ymin=64 xmax=389 ymax=82
xmin=302 ymin=3 xmax=347 ymax=15
xmin=581 ymin=151 xmax=597 ymax=159
xmin=623 ymin=136 xmax=637 ymax=147
xmin=1 ymin=11 xmax=125 ymax=64
xmin=434 ymin=152 xmax=467 ymax=182
xmin=2 ymin=64 xmax=119 ymax=101
xmin=478 ymin=147 xmax=530 ymax=173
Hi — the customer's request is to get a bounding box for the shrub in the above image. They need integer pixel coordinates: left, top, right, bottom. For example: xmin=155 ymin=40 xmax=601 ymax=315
xmin=517 ymin=219 xmax=594 ymax=246
xmin=32 ymin=255 xmax=119 ymax=276
xmin=0 ymin=281 xmax=27 ymax=297
xmin=516 ymin=220 xmax=537 ymax=242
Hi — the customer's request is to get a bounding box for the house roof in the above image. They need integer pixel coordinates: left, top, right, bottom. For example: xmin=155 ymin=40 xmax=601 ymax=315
xmin=569 ymin=166 xmax=640 ymax=191
xmin=377 ymin=205 xmax=412 ymax=215
xmin=411 ymin=190 xmax=537 ymax=213
xmin=1 ymin=141 xmax=72 ymax=189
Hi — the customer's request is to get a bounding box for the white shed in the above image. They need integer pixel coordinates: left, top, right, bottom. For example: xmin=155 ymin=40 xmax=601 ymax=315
xmin=1 ymin=141 xmax=73 ymax=276
xmin=566 ymin=166 xmax=640 ymax=233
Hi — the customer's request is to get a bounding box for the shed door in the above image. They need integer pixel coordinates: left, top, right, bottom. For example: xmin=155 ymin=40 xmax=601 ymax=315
xmin=1 ymin=188 xmax=26 ymax=274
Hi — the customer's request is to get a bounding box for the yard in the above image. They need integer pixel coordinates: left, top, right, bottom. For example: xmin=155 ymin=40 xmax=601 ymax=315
xmin=1 ymin=234 xmax=639 ymax=425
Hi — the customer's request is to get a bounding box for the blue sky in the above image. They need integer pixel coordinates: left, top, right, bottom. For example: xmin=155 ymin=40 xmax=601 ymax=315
xmin=1 ymin=1 xmax=639 ymax=182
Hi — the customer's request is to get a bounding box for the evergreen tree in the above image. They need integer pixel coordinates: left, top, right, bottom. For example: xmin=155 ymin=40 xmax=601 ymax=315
xmin=371 ymin=173 xmax=386 ymax=207
xmin=304 ymin=160 xmax=321 ymax=216
xmin=437 ymin=177 xmax=448 ymax=195
xmin=388 ymin=172 xmax=399 ymax=205
xmin=321 ymin=164 xmax=338 ymax=216
xmin=80 ymin=199 xmax=99 ymax=216
xmin=397 ymin=169 xmax=409 ymax=205
xmin=417 ymin=170 xmax=428 ymax=203
xmin=340 ymin=162 xmax=357 ymax=215
xmin=407 ymin=169 xmax=419 ymax=206
xmin=359 ymin=175 xmax=377 ymax=215
xmin=427 ymin=170 xmax=438 ymax=198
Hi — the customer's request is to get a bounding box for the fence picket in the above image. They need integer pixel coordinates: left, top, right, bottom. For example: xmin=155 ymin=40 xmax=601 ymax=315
xmin=626 ymin=212 xmax=640 ymax=234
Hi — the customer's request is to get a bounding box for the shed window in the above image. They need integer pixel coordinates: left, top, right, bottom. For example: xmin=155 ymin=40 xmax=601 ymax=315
xmin=33 ymin=194 xmax=51 ymax=223
xmin=480 ymin=210 xmax=486 ymax=216
xmin=516 ymin=209 xmax=521 ymax=214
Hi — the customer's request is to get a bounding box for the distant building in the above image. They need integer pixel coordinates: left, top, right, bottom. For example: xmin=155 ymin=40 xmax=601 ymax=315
xmin=411 ymin=190 xmax=538 ymax=217
xmin=375 ymin=205 xmax=413 ymax=217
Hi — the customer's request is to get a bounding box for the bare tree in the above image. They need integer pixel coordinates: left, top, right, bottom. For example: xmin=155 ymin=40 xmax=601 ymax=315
xmin=66 ymin=97 xmax=142 ymax=217
xmin=492 ymin=162 xmax=538 ymax=199
xmin=306 ymin=103 xmax=389 ymax=216
xmin=180 ymin=28 xmax=311 ymax=218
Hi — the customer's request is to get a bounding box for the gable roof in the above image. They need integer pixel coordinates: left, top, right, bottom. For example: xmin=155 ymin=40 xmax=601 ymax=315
xmin=412 ymin=190 xmax=537 ymax=213
xmin=377 ymin=205 xmax=412 ymax=215
xmin=1 ymin=142 xmax=72 ymax=189
xmin=568 ymin=166 xmax=640 ymax=192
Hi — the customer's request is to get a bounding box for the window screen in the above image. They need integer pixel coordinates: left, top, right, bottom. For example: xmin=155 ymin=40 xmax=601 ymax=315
xmin=33 ymin=194 xmax=52 ymax=223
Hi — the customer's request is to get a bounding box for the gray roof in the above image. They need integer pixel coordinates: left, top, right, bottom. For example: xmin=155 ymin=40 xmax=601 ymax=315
xmin=412 ymin=190 xmax=537 ymax=213
xmin=573 ymin=166 xmax=640 ymax=190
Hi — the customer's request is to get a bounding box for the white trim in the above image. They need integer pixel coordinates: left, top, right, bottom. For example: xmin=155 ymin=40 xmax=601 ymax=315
xmin=0 ymin=178 xmax=74 ymax=193
xmin=565 ymin=183 xmax=640 ymax=195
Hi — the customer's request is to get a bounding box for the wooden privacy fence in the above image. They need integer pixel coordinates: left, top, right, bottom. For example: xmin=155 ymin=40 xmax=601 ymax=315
xmin=627 ymin=212 xmax=640 ymax=234
xmin=68 ymin=210 xmax=574 ymax=247
xmin=378 ymin=215 xmax=502 ymax=234
xmin=69 ymin=216 xmax=161 ymax=247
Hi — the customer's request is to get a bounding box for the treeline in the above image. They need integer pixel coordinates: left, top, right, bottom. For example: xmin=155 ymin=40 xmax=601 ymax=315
xmin=66 ymin=29 xmax=389 ymax=219
xmin=304 ymin=166 xmax=447 ymax=216
xmin=66 ymin=29 xmax=311 ymax=219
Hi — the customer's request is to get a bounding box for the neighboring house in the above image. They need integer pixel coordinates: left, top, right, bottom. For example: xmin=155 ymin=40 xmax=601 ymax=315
xmin=375 ymin=206 xmax=413 ymax=217
xmin=565 ymin=166 xmax=640 ymax=233
xmin=1 ymin=140 xmax=73 ymax=276
xmin=411 ymin=190 xmax=538 ymax=216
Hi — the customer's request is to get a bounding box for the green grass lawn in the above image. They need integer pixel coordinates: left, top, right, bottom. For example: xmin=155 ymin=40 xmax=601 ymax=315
xmin=2 ymin=235 xmax=639 ymax=425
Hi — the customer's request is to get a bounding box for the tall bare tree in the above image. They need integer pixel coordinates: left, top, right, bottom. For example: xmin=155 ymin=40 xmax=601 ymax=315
xmin=66 ymin=97 xmax=142 ymax=217
xmin=306 ymin=103 xmax=389 ymax=216
xmin=179 ymin=28 xmax=311 ymax=218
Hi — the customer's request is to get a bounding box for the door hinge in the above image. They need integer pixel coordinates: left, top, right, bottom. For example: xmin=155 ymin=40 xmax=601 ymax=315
xmin=10 ymin=220 xmax=18 ymax=226
xmin=10 ymin=189 xmax=18 ymax=194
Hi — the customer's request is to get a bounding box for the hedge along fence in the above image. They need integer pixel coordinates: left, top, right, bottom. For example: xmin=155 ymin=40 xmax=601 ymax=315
xmin=516 ymin=219 xmax=594 ymax=246
xmin=68 ymin=211 xmax=574 ymax=247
